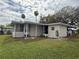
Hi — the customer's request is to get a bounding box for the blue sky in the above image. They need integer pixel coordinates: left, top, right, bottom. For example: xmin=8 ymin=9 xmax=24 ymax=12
xmin=0 ymin=0 xmax=79 ymax=25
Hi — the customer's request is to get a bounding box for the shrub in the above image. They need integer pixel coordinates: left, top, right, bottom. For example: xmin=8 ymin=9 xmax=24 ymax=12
xmin=7 ymin=30 xmax=12 ymax=35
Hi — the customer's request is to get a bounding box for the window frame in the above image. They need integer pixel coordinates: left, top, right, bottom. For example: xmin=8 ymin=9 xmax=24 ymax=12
xmin=51 ymin=27 xmax=54 ymax=30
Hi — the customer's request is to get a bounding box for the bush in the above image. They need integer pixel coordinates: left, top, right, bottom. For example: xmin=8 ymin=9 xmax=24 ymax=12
xmin=0 ymin=30 xmax=4 ymax=35
xmin=27 ymin=34 xmax=31 ymax=37
xmin=77 ymin=29 xmax=79 ymax=34
xmin=7 ymin=30 xmax=12 ymax=35
xmin=40 ymin=34 xmax=45 ymax=37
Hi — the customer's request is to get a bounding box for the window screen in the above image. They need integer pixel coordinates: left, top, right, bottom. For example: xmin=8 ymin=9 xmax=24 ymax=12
xmin=51 ymin=27 xmax=54 ymax=30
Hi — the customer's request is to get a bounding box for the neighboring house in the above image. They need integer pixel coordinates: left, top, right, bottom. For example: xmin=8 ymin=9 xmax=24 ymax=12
xmin=4 ymin=27 xmax=13 ymax=34
xmin=67 ymin=25 xmax=78 ymax=36
xmin=0 ymin=27 xmax=4 ymax=35
xmin=12 ymin=21 xmax=70 ymax=38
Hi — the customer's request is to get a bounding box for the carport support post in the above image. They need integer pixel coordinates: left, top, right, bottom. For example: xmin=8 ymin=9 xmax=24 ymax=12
xmin=14 ymin=24 xmax=16 ymax=37
xmin=43 ymin=25 xmax=44 ymax=35
xmin=34 ymin=11 xmax=39 ymax=37
xmin=35 ymin=16 xmax=38 ymax=37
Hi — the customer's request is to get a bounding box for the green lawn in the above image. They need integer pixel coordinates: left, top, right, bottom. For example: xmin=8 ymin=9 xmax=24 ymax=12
xmin=0 ymin=35 xmax=79 ymax=59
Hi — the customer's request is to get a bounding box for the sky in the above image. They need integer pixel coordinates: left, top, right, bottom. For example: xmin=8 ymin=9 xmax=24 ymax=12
xmin=0 ymin=0 xmax=79 ymax=25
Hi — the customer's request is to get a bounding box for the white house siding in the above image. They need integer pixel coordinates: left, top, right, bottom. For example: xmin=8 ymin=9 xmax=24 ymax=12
xmin=48 ymin=25 xmax=67 ymax=38
xmin=29 ymin=24 xmax=43 ymax=37
xmin=12 ymin=32 xmax=24 ymax=37
xmin=48 ymin=25 xmax=57 ymax=38
xmin=12 ymin=25 xmax=16 ymax=37
xmin=29 ymin=24 xmax=35 ymax=36
xmin=59 ymin=26 xmax=67 ymax=37
xmin=37 ymin=25 xmax=43 ymax=36
xmin=12 ymin=32 xmax=15 ymax=37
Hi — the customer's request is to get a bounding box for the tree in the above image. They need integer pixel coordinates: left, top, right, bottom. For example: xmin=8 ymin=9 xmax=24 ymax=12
xmin=34 ymin=11 xmax=39 ymax=37
xmin=40 ymin=6 xmax=78 ymax=25
xmin=21 ymin=14 xmax=26 ymax=19
xmin=34 ymin=11 xmax=39 ymax=16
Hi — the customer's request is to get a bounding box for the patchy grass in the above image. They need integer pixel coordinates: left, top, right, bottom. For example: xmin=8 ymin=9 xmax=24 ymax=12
xmin=0 ymin=35 xmax=79 ymax=59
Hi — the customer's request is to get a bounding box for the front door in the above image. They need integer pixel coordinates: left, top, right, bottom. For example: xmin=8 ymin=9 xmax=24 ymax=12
xmin=43 ymin=26 xmax=48 ymax=37
xmin=44 ymin=26 xmax=48 ymax=34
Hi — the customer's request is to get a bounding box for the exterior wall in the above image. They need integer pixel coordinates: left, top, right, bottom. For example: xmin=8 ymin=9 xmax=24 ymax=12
xmin=12 ymin=24 xmax=16 ymax=37
xmin=59 ymin=26 xmax=67 ymax=37
xmin=12 ymin=24 xmax=43 ymax=37
xmin=12 ymin=24 xmax=24 ymax=38
xmin=48 ymin=25 xmax=67 ymax=38
xmin=29 ymin=24 xmax=43 ymax=37
xmin=29 ymin=24 xmax=36 ymax=36
xmin=37 ymin=25 xmax=43 ymax=36
xmin=12 ymin=32 xmax=24 ymax=37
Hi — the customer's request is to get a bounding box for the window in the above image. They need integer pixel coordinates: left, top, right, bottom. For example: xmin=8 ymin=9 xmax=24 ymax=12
xmin=16 ymin=24 xmax=24 ymax=32
xmin=16 ymin=24 xmax=20 ymax=32
xmin=51 ymin=27 xmax=54 ymax=30
xmin=20 ymin=24 xmax=24 ymax=32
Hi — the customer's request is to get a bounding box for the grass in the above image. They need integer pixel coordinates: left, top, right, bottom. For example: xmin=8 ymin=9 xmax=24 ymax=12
xmin=0 ymin=35 xmax=79 ymax=59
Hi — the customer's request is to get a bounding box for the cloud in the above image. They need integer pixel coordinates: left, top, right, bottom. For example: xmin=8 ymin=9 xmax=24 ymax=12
xmin=0 ymin=0 xmax=79 ymax=24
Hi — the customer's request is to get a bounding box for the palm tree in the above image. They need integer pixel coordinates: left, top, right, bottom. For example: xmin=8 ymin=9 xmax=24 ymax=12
xmin=34 ymin=11 xmax=39 ymax=37
xmin=34 ymin=11 xmax=39 ymax=16
xmin=21 ymin=14 xmax=26 ymax=19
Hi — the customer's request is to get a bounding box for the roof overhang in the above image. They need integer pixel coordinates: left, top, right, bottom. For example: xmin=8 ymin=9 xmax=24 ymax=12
xmin=42 ymin=23 xmax=71 ymax=27
xmin=11 ymin=21 xmax=42 ymax=25
xmin=12 ymin=21 xmax=71 ymax=27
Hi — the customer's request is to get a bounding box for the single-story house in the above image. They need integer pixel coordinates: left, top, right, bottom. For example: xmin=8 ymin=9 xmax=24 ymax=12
xmin=12 ymin=21 xmax=70 ymax=38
